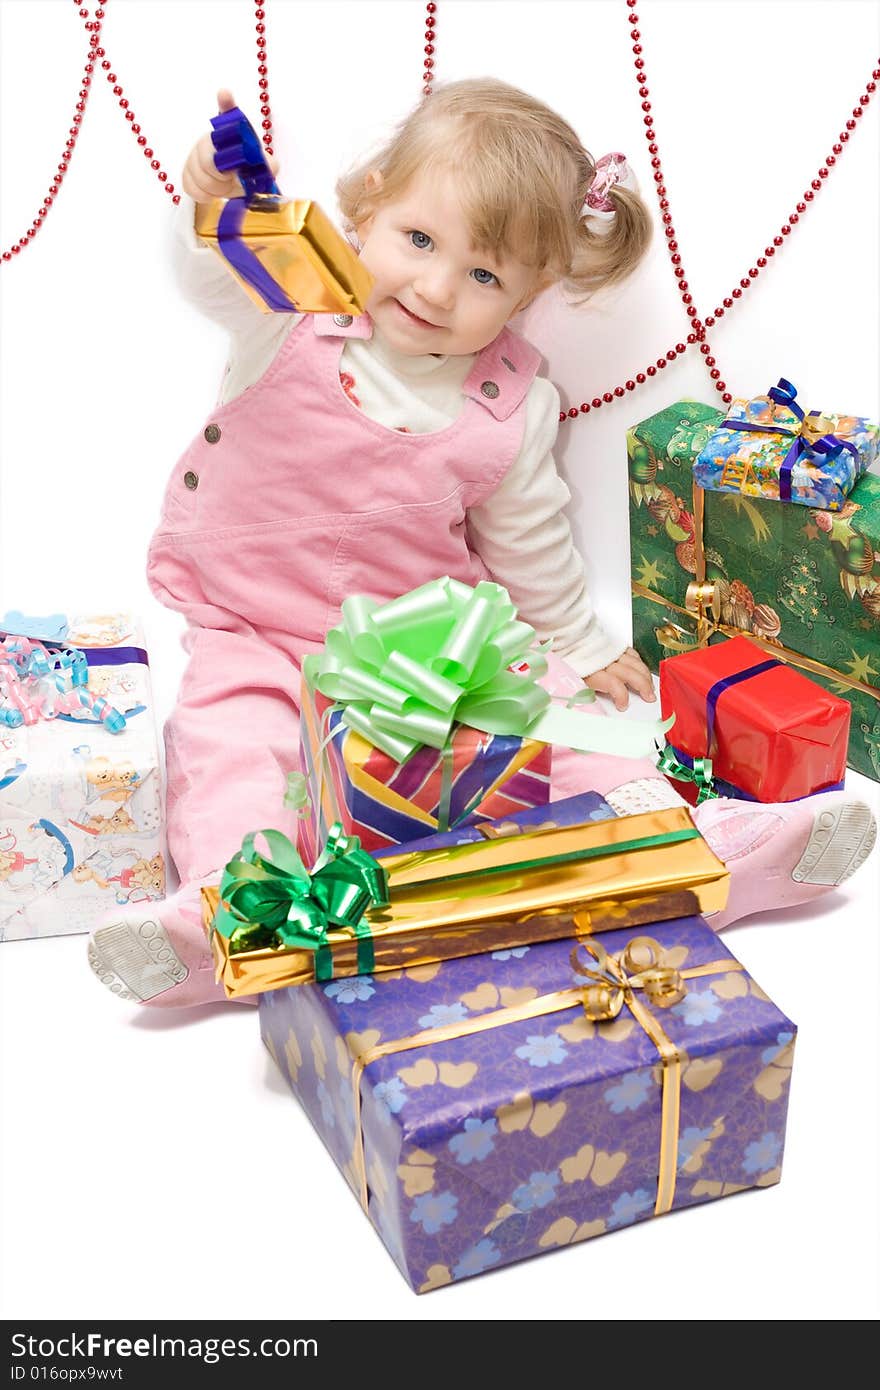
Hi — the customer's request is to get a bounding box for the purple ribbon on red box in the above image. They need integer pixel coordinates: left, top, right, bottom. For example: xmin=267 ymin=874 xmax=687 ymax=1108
xmin=663 ymin=656 xmax=778 ymax=802
xmin=704 ymin=656 xmax=781 ymax=750
xmin=721 ymin=377 xmax=859 ymax=502
xmin=663 ymin=654 xmax=845 ymax=802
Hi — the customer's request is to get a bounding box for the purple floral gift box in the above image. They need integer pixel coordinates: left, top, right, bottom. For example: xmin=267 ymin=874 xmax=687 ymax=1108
xmin=259 ymin=917 xmax=796 ymax=1292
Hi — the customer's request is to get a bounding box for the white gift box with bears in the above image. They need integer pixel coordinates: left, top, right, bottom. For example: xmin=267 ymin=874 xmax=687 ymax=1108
xmin=0 ymin=614 xmax=164 ymax=941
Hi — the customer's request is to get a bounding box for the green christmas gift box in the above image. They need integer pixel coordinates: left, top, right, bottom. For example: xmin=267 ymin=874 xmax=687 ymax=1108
xmin=628 ymin=400 xmax=880 ymax=782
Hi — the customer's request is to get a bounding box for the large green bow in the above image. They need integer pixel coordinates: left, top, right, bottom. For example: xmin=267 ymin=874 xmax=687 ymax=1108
xmin=657 ymin=745 xmax=720 ymax=804
xmin=303 ymin=577 xmax=548 ymax=761
xmin=214 ymin=824 xmax=389 ymax=982
xmin=304 ymin=576 xmax=674 ymax=762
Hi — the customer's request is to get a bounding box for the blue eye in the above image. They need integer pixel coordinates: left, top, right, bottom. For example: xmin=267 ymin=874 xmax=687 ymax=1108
xmin=471 ymin=268 xmax=498 ymax=286
xmin=409 ymin=230 xmax=433 ymax=250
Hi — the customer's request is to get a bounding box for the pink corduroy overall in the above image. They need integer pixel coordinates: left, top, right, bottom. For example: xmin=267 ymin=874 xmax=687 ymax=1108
xmin=147 ymin=312 xmax=659 ymax=884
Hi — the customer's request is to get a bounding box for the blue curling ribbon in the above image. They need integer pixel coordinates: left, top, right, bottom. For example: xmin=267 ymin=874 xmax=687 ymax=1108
xmin=91 ymin=696 xmax=127 ymax=734
xmin=0 ymin=631 xmax=142 ymax=735
xmin=721 ymin=378 xmax=860 ymax=502
xmin=209 ymin=106 xmax=301 ymax=314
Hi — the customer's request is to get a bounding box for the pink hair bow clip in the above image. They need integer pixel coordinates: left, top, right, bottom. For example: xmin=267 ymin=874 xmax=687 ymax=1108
xmin=584 ymin=152 xmax=630 ymax=213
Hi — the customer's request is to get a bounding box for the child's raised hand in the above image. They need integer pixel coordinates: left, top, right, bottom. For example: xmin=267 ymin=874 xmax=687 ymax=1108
xmin=584 ymin=646 xmax=656 ymax=712
xmin=181 ymin=88 xmax=280 ymax=204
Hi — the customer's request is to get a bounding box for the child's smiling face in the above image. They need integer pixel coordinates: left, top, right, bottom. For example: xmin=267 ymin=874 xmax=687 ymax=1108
xmin=356 ymin=166 xmax=547 ymax=357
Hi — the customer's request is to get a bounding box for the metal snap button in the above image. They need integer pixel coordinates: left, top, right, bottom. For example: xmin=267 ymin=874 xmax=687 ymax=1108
xmin=333 ymin=314 xmax=353 ymax=328
xmin=480 ymin=380 xmax=500 ymax=399
xmin=184 ymin=470 xmax=199 ymax=490
xmin=500 ymin=355 xmax=517 ymax=372
xmin=204 ymin=424 xmax=222 ymax=444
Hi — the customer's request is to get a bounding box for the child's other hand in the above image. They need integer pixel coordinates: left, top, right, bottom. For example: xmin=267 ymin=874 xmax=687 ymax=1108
xmin=584 ymin=647 xmax=656 ymax=712
xmin=181 ymin=88 xmax=281 ymax=204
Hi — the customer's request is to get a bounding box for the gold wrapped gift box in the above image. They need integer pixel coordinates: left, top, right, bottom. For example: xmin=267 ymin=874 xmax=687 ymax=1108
xmin=194 ymin=195 xmax=373 ymax=316
xmin=203 ymin=806 xmax=730 ymax=998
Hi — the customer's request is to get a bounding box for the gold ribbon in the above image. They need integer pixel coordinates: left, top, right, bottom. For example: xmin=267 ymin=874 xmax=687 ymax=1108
xmin=570 ymin=936 xmax=687 ymax=1215
xmin=692 ymin=481 xmax=708 ymax=587
xmin=684 ymin=578 xmax=720 ymax=644
xmin=348 ymin=938 xmax=742 ymax=1221
xmin=688 ymin=484 xmax=716 ymax=645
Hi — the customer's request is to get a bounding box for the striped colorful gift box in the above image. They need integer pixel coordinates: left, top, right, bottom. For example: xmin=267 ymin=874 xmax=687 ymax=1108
xmin=298 ymin=670 xmax=551 ymax=861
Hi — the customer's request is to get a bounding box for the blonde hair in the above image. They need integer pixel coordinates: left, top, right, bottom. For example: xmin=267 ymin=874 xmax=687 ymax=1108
xmin=336 ymin=77 xmax=652 ymax=302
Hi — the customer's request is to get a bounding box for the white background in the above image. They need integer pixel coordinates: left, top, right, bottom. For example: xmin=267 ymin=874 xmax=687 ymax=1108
xmin=1 ymin=0 xmax=879 ymax=1322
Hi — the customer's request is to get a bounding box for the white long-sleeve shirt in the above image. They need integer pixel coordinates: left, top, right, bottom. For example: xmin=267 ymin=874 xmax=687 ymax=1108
xmin=171 ymin=201 xmax=625 ymax=675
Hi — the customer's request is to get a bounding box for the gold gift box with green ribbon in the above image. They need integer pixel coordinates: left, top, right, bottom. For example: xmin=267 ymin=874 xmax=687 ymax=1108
xmin=202 ymin=806 xmax=730 ymax=998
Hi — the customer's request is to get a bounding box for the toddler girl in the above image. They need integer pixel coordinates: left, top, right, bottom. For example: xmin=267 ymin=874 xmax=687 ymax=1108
xmin=88 ymin=80 xmax=875 ymax=1008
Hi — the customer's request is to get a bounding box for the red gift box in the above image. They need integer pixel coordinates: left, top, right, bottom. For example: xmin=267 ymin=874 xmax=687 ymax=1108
xmin=659 ymin=634 xmax=851 ymax=803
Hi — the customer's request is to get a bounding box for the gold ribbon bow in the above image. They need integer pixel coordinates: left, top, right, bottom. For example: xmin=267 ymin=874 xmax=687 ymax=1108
xmin=684 ymin=577 xmax=721 ymax=643
xmin=570 ymin=935 xmax=686 ymax=1020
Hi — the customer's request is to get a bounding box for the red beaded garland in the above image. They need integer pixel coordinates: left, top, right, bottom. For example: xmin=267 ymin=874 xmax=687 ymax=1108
xmin=552 ymin=6 xmax=878 ymax=421
xmin=2 ymin=1 xmax=105 ymax=260
xmin=254 ymin=2 xmax=273 ymax=154
xmin=3 ymin=0 xmax=877 ymax=359
xmin=1 ymin=0 xmax=284 ymax=261
xmin=423 ymin=0 xmax=436 ymax=93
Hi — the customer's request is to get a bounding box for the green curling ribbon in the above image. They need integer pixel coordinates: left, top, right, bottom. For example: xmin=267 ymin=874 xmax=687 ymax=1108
xmin=283 ymin=770 xmax=311 ymax=818
xmin=214 ymin=823 xmax=389 ymax=982
xmin=657 ymin=745 xmax=720 ymax=805
xmin=303 ymin=576 xmax=674 ymax=763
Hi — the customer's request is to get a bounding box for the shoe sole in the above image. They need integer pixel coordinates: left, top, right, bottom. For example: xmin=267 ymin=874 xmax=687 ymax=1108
xmin=88 ymin=918 xmax=189 ymax=1002
xmin=792 ymin=800 xmax=877 ymax=886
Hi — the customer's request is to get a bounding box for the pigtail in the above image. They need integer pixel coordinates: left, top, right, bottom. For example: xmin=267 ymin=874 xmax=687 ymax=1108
xmin=564 ymin=180 xmax=653 ymax=303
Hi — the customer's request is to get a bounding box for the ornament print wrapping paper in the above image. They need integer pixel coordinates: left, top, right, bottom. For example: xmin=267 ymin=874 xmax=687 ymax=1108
xmin=205 ymin=800 xmax=729 ymax=998
xmin=0 ymin=614 xmax=164 ymax=940
xmin=260 ymin=917 xmax=796 ymax=1292
xmin=628 ymin=400 xmax=880 ymax=781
